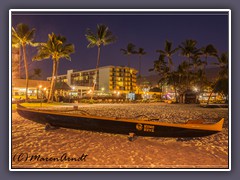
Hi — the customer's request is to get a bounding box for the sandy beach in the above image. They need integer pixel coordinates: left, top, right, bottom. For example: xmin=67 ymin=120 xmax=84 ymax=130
xmin=11 ymin=103 xmax=229 ymax=169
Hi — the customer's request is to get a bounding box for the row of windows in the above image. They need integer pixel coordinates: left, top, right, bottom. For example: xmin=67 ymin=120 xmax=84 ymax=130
xmin=110 ymin=68 xmax=137 ymax=73
xmin=110 ymin=78 xmax=137 ymax=82
xmin=71 ymin=71 xmax=96 ymax=77
xmin=109 ymin=86 xmax=136 ymax=90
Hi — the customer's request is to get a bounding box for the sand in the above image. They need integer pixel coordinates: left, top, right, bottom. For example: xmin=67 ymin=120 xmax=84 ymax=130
xmin=11 ymin=103 xmax=229 ymax=169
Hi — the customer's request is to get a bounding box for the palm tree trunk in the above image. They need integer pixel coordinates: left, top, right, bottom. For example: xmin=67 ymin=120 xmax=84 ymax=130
xmin=48 ymin=60 xmax=57 ymax=103
xmin=207 ymin=90 xmax=213 ymax=105
xmin=19 ymin=47 xmax=22 ymax=78
xmin=96 ymin=46 xmax=101 ymax=70
xmin=207 ymin=81 xmax=217 ymax=104
xmin=187 ymin=56 xmax=190 ymax=89
xmin=22 ymin=44 xmax=29 ymax=101
xmin=139 ymin=55 xmax=141 ymax=77
xmin=201 ymin=56 xmax=207 ymax=90
xmin=51 ymin=60 xmax=59 ymax=102
xmin=91 ymin=46 xmax=101 ymax=100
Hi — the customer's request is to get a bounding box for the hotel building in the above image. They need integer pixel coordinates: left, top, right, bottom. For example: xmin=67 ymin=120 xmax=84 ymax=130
xmin=47 ymin=66 xmax=138 ymax=97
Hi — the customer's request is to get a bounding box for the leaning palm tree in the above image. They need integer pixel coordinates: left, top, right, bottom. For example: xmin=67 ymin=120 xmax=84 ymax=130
xmin=12 ymin=23 xmax=36 ymax=101
xmin=157 ymin=40 xmax=179 ymax=72
xmin=85 ymin=24 xmax=116 ymax=96
xmin=33 ymin=33 xmax=75 ymax=102
xmin=120 ymin=43 xmax=136 ymax=67
xmin=136 ymin=48 xmax=146 ymax=77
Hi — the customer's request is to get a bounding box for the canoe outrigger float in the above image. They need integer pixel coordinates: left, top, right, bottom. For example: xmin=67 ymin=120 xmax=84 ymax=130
xmin=16 ymin=104 xmax=224 ymax=138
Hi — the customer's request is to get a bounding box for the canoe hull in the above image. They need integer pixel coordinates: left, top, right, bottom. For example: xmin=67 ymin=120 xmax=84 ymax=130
xmin=16 ymin=106 xmax=222 ymax=138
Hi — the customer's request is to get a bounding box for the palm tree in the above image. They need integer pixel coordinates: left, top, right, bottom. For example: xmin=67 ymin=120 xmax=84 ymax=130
xmin=12 ymin=23 xmax=36 ymax=101
xmin=85 ymin=24 xmax=116 ymax=95
xmin=157 ymin=40 xmax=179 ymax=72
xmin=214 ymin=52 xmax=228 ymax=79
xmin=201 ymin=44 xmax=218 ymax=72
xmin=120 ymin=43 xmax=136 ymax=67
xmin=195 ymin=69 xmax=208 ymax=93
xmin=177 ymin=61 xmax=189 ymax=90
xmin=179 ymin=39 xmax=199 ymax=89
xmin=33 ymin=33 xmax=75 ymax=102
xmin=156 ymin=41 xmax=179 ymax=100
xmin=136 ymin=48 xmax=146 ymax=77
xmin=149 ymin=54 xmax=169 ymax=79
xmin=207 ymin=52 xmax=228 ymax=104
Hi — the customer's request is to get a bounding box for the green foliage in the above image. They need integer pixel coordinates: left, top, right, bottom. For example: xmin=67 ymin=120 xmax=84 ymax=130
xmin=85 ymin=24 xmax=116 ymax=48
xmin=12 ymin=23 xmax=36 ymax=101
xmin=12 ymin=23 xmax=36 ymax=47
xmin=33 ymin=33 xmax=75 ymax=102
xmin=211 ymin=52 xmax=228 ymax=98
xmin=179 ymin=39 xmax=199 ymax=58
xmin=156 ymin=40 xmax=179 ymax=67
xmin=213 ymin=78 xmax=228 ymax=96
xmin=33 ymin=33 xmax=75 ymax=62
xmin=150 ymin=39 xmax=228 ymax=103
xmin=85 ymin=24 xmax=116 ymax=99
xmin=120 ymin=43 xmax=136 ymax=55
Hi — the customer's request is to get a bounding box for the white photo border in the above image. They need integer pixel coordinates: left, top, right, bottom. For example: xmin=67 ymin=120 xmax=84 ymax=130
xmin=9 ymin=9 xmax=231 ymax=172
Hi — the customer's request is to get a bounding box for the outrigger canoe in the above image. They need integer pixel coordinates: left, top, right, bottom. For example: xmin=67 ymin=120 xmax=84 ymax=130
xmin=16 ymin=104 xmax=224 ymax=138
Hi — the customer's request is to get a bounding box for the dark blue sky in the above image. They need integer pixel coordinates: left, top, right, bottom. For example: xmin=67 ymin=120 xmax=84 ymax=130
xmin=12 ymin=11 xmax=229 ymax=79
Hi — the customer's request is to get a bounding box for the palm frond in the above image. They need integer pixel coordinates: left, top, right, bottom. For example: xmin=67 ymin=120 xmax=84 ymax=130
xmin=33 ymin=32 xmax=74 ymax=62
xmin=120 ymin=48 xmax=128 ymax=55
xmin=32 ymin=51 xmax=51 ymax=61
xmin=16 ymin=23 xmax=30 ymax=39
xmin=85 ymin=24 xmax=116 ymax=49
xmin=25 ymin=28 xmax=36 ymax=42
xmin=137 ymin=48 xmax=146 ymax=55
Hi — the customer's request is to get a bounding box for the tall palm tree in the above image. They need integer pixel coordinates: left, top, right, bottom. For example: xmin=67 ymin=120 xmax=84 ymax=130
xmin=149 ymin=54 xmax=169 ymax=79
xmin=33 ymin=33 xmax=75 ymax=102
xmin=157 ymin=40 xmax=179 ymax=72
xmin=177 ymin=61 xmax=189 ymax=90
xmin=136 ymin=48 xmax=146 ymax=77
xmin=12 ymin=23 xmax=36 ymax=101
xmin=85 ymin=24 xmax=116 ymax=95
xmin=179 ymin=39 xmax=199 ymax=89
xmin=120 ymin=43 xmax=136 ymax=67
xmin=201 ymin=44 xmax=218 ymax=75
xmin=156 ymin=41 xmax=179 ymax=100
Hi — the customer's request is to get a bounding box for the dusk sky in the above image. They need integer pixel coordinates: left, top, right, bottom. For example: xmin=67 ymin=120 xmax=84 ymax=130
xmin=11 ymin=11 xmax=229 ymax=79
